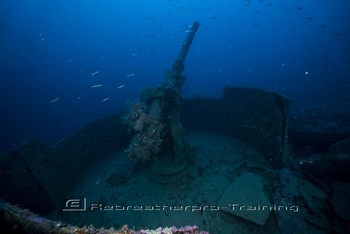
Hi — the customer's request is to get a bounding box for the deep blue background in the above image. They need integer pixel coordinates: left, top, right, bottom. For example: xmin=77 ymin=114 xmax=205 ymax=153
xmin=1 ymin=0 xmax=349 ymax=153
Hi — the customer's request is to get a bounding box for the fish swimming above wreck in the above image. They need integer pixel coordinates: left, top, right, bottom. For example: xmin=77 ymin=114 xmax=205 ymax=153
xmin=0 ymin=1 xmax=349 ymax=233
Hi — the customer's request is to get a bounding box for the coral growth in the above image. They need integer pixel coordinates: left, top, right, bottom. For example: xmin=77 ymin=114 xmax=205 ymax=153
xmin=134 ymin=112 xmax=151 ymax=132
xmin=1 ymin=201 xmax=209 ymax=233
xmin=124 ymin=99 xmax=166 ymax=163
xmin=170 ymin=225 xmax=209 ymax=234
xmin=124 ymin=102 xmax=145 ymax=126
xmin=135 ymin=225 xmax=208 ymax=234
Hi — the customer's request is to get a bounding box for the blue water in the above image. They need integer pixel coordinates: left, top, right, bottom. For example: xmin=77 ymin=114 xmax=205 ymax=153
xmin=1 ymin=0 xmax=349 ymax=153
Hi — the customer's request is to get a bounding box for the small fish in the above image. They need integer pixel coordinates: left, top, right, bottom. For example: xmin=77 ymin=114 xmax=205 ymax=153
xmin=48 ymin=97 xmax=60 ymax=104
xmin=91 ymin=84 xmax=103 ymax=88
xmin=117 ymin=84 xmax=125 ymax=89
xmin=126 ymin=73 xmax=135 ymax=77
xmin=131 ymin=53 xmax=138 ymax=56
xmin=101 ymin=98 xmax=109 ymax=103
xmin=295 ymin=6 xmax=303 ymax=10
xmin=90 ymin=71 xmax=100 ymax=76
xmin=299 ymin=160 xmax=314 ymax=165
xmin=184 ymin=29 xmax=192 ymax=33
xmin=305 ymin=17 xmax=313 ymax=20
